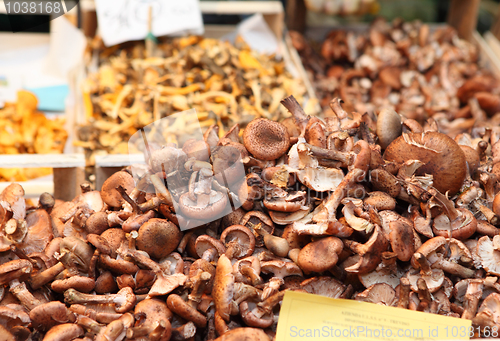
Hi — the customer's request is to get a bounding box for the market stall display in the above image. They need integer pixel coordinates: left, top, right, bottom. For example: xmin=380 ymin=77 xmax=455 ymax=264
xmin=0 ymin=90 xmax=68 ymax=181
xmin=76 ymin=35 xmax=313 ymax=165
xmin=3 ymin=0 xmax=500 ymax=340
xmin=291 ymin=18 xmax=500 ymax=130
xmin=2 ymin=93 xmax=500 ymax=338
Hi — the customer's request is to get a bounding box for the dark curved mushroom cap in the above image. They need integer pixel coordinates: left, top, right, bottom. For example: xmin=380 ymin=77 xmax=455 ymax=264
xmin=136 ymin=218 xmax=182 ymax=259
xmin=383 ymin=132 xmax=466 ymax=194
xmin=100 ymin=171 xmax=135 ymax=208
xmin=243 ymin=119 xmax=290 ymax=161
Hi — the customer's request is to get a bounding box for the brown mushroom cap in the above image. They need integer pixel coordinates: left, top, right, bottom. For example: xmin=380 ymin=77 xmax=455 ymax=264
xmin=477 ymin=235 xmax=500 ymax=276
xmin=243 ymin=119 xmax=290 ymax=161
xmin=376 ymin=108 xmax=402 ymax=150
xmin=100 ymin=171 xmax=135 ymax=208
xmin=195 ymin=235 xmax=226 ymax=262
xmin=220 ymin=225 xmax=256 ymax=259
xmin=42 ymin=323 xmax=84 ymax=341
xmin=167 ymin=294 xmax=207 ymax=328
xmin=149 ymin=146 xmax=188 ymax=174
xmin=182 ymin=139 xmax=210 ymax=161
xmin=178 ymin=191 xmax=229 ymax=221
xmin=29 ymin=302 xmax=75 ymax=330
xmin=355 ymin=283 xmax=397 ymax=306
xmin=0 ymin=259 xmax=33 ymax=285
xmin=17 ymin=208 xmax=53 ymax=255
xmin=301 ymin=276 xmax=345 ymax=298
xmin=364 ymin=191 xmax=396 ymax=211
xmin=214 ymin=327 xmax=270 ymax=341
xmin=297 ymin=237 xmax=343 ymax=273
xmin=383 ymin=132 xmax=466 ymax=194
xmin=212 ymin=254 xmax=234 ymax=322
xmin=136 ymin=219 xmax=182 ymax=259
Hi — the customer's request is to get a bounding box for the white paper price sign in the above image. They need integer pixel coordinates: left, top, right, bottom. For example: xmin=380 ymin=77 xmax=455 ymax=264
xmin=94 ymin=0 xmax=204 ymax=47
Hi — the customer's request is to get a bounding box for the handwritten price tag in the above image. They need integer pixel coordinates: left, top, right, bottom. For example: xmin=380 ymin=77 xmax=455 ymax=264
xmin=276 ymin=291 xmax=471 ymax=341
xmin=94 ymin=0 xmax=204 ymax=47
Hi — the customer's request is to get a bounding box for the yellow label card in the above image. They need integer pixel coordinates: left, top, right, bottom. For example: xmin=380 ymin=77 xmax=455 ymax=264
xmin=276 ymin=291 xmax=472 ymax=341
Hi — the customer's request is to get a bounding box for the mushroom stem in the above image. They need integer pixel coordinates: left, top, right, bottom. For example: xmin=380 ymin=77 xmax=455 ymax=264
xmin=432 ymin=258 xmax=475 ymax=278
xmin=414 ymin=253 xmax=432 ymax=275
xmin=149 ymin=174 xmax=174 ymax=207
xmin=253 ymin=223 xmax=289 ymax=257
xmin=462 ymin=279 xmax=483 ymax=320
xmin=398 ymin=277 xmax=411 ymax=309
xmin=69 ymin=305 xmax=122 ymax=324
xmin=472 ymin=201 xmax=498 ymax=225
xmin=76 ymin=315 xmax=104 ymax=334
xmin=280 ymin=95 xmax=309 ymax=135
xmin=428 ymin=188 xmax=460 ymax=222
xmin=416 ymin=278 xmax=431 ymax=311
xmin=261 ymin=277 xmax=284 ymax=301
xmin=240 ymin=265 xmax=263 ymax=286
xmin=9 ymin=280 xmax=45 ymax=310
xmin=329 ymin=98 xmax=349 ymax=120
xmin=188 ymin=271 xmax=211 ymax=308
xmin=201 ymin=248 xmax=218 ymax=263
xmin=64 ymin=287 xmax=136 ymax=313
xmin=256 ymin=290 xmax=286 ymax=318
xmin=115 ymin=185 xmax=140 ymax=213
xmin=300 ymin=143 xmax=352 ymax=165
xmin=171 ymin=321 xmax=196 ymax=341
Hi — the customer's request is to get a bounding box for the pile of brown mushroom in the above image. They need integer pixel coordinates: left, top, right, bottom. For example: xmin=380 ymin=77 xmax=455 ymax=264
xmin=291 ymin=18 xmax=500 ymax=130
xmin=77 ymin=35 xmax=314 ymax=164
xmin=3 ymin=92 xmax=500 ymax=340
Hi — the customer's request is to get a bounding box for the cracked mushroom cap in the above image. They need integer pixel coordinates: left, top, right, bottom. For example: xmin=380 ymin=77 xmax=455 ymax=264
xmin=383 ymin=132 xmax=466 ymax=194
xmin=100 ymin=171 xmax=136 ymax=208
xmin=355 ymin=283 xmax=397 ymax=306
xmin=243 ymin=119 xmax=290 ymax=161
xmin=297 ymin=237 xmax=343 ymax=273
xmin=136 ymin=219 xmax=182 ymax=259
xmin=477 ymin=235 xmax=500 ymax=276
xmin=301 ymin=276 xmax=345 ymax=298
